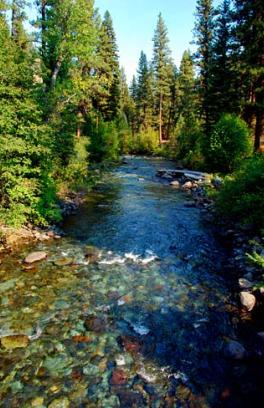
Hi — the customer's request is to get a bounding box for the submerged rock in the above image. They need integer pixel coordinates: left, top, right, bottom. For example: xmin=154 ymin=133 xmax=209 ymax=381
xmin=116 ymin=390 xmax=145 ymax=407
xmin=225 ymin=340 xmax=246 ymax=360
xmin=238 ymin=278 xmax=253 ymax=289
xmin=85 ymin=246 xmax=100 ymax=263
xmin=110 ymin=369 xmax=128 ymax=386
xmin=240 ymin=291 xmax=256 ymax=311
xmin=24 ymin=251 xmax=47 ymax=264
xmin=53 ymin=257 xmax=74 ymax=267
xmin=48 ymin=397 xmax=70 ymax=408
xmin=1 ymin=334 xmax=29 ymax=349
xmin=120 ymin=335 xmax=142 ymax=353
xmin=84 ymin=315 xmax=106 ymax=333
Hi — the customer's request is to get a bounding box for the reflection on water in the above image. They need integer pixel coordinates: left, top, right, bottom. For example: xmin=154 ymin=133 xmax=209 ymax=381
xmin=0 ymin=157 xmax=244 ymax=407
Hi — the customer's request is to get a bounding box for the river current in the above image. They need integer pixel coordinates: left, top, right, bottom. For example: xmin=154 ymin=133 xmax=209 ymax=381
xmin=0 ymin=158 xmax=249 ymax=407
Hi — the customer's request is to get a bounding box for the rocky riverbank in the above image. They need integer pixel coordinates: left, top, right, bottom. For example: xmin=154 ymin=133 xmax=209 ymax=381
xmin=157 ymin=166 xmax=264 ymax=362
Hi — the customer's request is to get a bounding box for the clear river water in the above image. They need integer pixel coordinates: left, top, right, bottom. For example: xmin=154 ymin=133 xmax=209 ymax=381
xmin=0 ymin=157 xmax=256 ymax=407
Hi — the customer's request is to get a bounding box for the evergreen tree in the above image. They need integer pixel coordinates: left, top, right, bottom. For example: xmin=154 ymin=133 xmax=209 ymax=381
xmin=173 ymin=50 xmax=201 ymax=162
xmin=136 ymin=51 xmax=153 ymax=131
xmin=97 ymin=10 xmax=120 ymax=121
xmin=209 ymin=0 xmax=238 ymax=123
xmin=193 ymin=0 xmax=214 ymax=134
xmin=152 ymin=13 xmax=173 ymax=142
xmin=233 ymin=0 xmax=264 ymax=150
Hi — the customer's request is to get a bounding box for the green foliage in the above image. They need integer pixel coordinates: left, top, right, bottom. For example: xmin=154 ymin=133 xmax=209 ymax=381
xmin=216 ymin=154 xmax=264 ymax=230
xmin=246 ymin=251 xmax=264 ymax=269
xmin=170 ymin=115 xmax=204 ymax=168
xmin=130 ymin=129 xmax=160 ymax=155
xmin=88 ymin=119 xmax=120 ymax=162
xmin=207 ymin=114 xmax=253 ymax=172
xmin=64 ymin=137 xmax=90 ymax=184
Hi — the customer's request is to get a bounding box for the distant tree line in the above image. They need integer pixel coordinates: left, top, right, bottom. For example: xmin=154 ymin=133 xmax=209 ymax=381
xmin=0 ymin=0 xmax=263 ymax=227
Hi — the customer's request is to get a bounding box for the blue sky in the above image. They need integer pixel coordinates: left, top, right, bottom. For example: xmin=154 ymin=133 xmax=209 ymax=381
xmin=26 ymin=0 xmax=220 ymax=83
xmin=95 ymin=0 xmax=205 ymax=82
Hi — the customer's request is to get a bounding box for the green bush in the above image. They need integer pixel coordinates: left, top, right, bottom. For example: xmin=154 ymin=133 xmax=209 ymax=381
xmin=64 ymin=136 xmax=90 ymax=184
xmin=88 ymin=120 xmax=120 ymax=162
xmin=169 ymin=115 xmax=204 ymax=168
xmin=216 ymin=154 xmax=264 ymax=231
xmin=130 ymin=129 xmax=160 ymax=155
xmin=207 ymin=114 xmax=253 ymax=173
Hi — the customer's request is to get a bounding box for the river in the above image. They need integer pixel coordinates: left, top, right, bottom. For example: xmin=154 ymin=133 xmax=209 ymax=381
xmin=0 ymin=157 xmax=254 ymax=407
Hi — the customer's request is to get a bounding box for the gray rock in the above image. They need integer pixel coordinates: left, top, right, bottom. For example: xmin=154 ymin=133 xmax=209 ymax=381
xmin=24 ymin=251 xmax=47 ymax=264
xmin=225 ymin=340 xmax=246 ymax=360
xmin=240 ymin=291 xmax=256 ymax=311
xmin=239 ymin=278 xmax=253 ymax=289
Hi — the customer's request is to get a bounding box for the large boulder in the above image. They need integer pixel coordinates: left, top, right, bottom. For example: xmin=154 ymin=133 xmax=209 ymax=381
xmin=240 ymin=291 xmax=256 ymax=311
xmin=24 ymin=251 xmax=47 ymax=264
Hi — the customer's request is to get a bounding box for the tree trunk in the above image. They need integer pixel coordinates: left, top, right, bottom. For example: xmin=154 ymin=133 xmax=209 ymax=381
xmin=51 ymin=56 xmax=63 ymax=89
xmin=11 ymin=1 xmax=17 ymax=38
xmin=159 ymin=93 xmax=163 ymax=144
xmin=255 ymin=108 xmax=264 ymax=152
xmin=41 ymin=1 xmax=47 ymax=57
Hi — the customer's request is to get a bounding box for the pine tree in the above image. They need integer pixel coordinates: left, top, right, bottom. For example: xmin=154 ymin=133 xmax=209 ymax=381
xmin=97 ymin=10 xmax=120 ymax=121
xmin=152 ymin=13 xmax=173 ymax=143
xmin=193 ymin=0 xmax=214 ymax=134
xmin=178 ymin=50 xmax=197 ymax=118
xmin=209 ymin=0 xmax=238 ymax=123
xmin=136 ymin=51 xmax=153 ymax=131
xmin=174 ymin=50 xmax=201 ymax=160
xmin=233 ymin=0 xmax=264 ymax=150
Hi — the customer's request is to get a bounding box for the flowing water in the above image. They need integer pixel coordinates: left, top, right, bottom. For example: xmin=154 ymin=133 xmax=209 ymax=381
xmin=0 ymin=157 xmax=245 ymax=407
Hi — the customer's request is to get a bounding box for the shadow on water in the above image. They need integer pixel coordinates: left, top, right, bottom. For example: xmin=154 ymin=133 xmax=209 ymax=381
xmin=0 ymin=157 xmax=264 ymax=407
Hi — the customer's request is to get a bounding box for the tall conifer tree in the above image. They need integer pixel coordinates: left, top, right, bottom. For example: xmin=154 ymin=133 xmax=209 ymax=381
xmin=193 ymin=0 xmax=214 ymax=134
xmin=233 ymin=0 xmax=264 ymax=150
xmin=152 ymin=13 xmax=173 ymax=142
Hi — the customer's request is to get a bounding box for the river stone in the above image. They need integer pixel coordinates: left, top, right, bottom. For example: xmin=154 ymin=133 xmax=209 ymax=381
xmin=31 ymin=397 xmax=44 ymax=407
xmin=182 ymin=181 xmax=193 ymax=190
xmin=48 ymin=397 xmax=70 ymax=408
xmin=170 ymin=181 xmax=180 ymax=188
xmin=24 ymin=251 xmax=47 ymax=264
xmin=84 ymin=315 xmax=106 ymax=333
xmin=225 ymin=340 xmax=246 ymax=360
xmin=239 ymin=278 xmax=253 ymax=289
xmin=85 ymin=246 xmax=100 ymax=263
xmin=110 ymin=369 xmax=128 ymax=386
xmin=240 ymin=291 xmax=256 ymax=311
xmin=1 ymin=334 xmax=29 ymax=349
xmin=53 ymin=258 xmax=74 ymax=267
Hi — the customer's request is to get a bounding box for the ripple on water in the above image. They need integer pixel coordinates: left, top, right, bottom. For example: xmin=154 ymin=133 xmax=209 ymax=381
xmin=0 ymin=158 xmax=236 ymax=407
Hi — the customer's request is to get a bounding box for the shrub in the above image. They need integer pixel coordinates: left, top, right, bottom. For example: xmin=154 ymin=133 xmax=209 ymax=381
xmin=169 ymin=115 xmax=204 ymax=168
xmin=216 ymin=154 xmax=264 ymax=231
xmin=64 ymin=136 xmax=90 ymax=184
xmin=88 ymin=120 xmax=120 ymax=162
xmin=207 ymin=114 xmax=253 ymax=173
xmin=131 ymin=129 xmax=160 ymax=155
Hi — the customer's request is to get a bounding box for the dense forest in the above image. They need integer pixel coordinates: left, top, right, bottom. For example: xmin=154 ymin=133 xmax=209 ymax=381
xmin=0 ymin=0 xmax=263 ymax=230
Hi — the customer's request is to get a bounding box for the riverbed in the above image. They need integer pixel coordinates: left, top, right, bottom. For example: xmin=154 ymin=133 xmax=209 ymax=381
xmin=0 ymin=157 xmax=255 ymax=407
